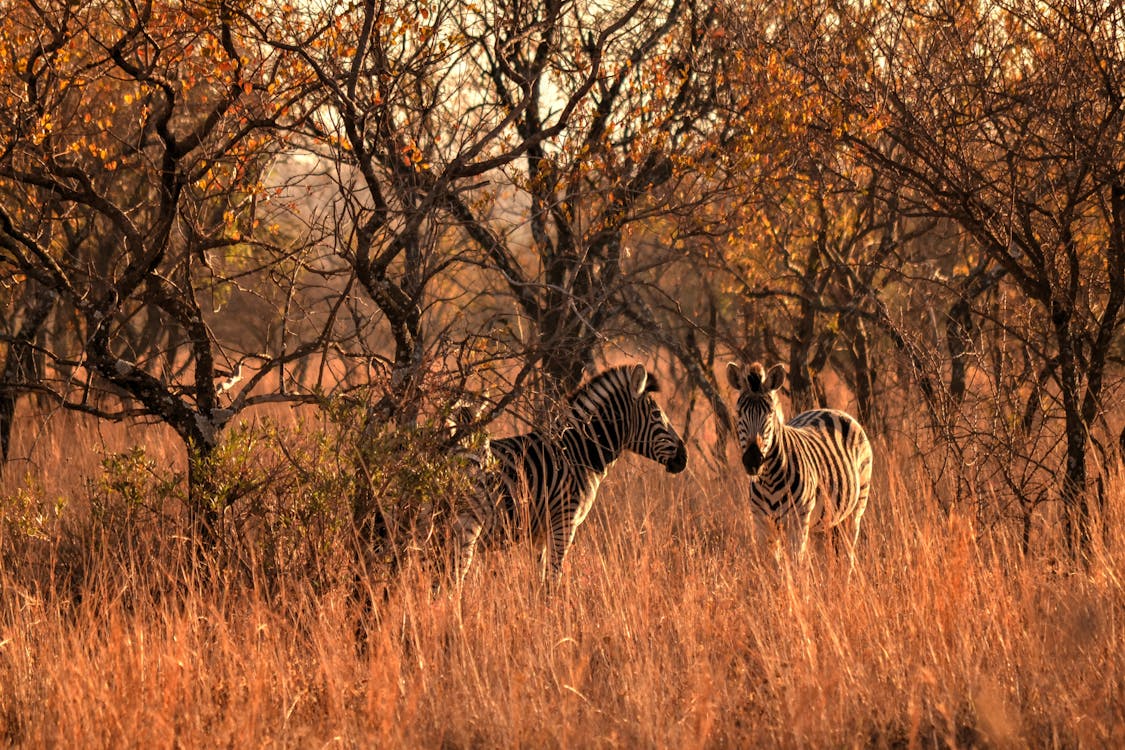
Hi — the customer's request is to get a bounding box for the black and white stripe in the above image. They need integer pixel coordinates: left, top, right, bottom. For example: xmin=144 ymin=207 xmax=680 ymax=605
xmin=456 ymin=364 xmax=688 ymax=584
xmin=727 ymin=361 xmax=873 ymax=561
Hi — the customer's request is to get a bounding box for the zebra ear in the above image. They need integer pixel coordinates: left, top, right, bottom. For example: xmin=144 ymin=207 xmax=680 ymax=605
xmin=627 ymin=364 xmax=648 ymax=397
xmin=726 ymin=361 xmax=745 ymax=390
xmin=765 ymin=364 xmax=787 ymax=392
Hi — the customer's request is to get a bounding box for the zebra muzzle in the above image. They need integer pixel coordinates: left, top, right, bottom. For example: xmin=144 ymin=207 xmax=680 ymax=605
xmin=665 ymin=444 xmax=687 ymax=474
xmin=741 ymin=445 xmax=763 ymax=475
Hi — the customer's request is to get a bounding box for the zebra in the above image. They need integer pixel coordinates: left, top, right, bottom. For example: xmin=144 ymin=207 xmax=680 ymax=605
xmin=727 ymin=361 xmax=873 ymax=562
xmin=454 ymin=364 xmax=688 ymax=586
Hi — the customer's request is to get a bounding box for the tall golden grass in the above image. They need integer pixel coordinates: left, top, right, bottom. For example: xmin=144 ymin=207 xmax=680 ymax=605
xmin=0 ymin=410 xmax=1122 ymax=748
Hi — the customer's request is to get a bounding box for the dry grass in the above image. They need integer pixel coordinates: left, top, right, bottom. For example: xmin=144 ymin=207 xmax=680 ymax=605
xmin=0 ymin=412 xmax=1123 ymax=748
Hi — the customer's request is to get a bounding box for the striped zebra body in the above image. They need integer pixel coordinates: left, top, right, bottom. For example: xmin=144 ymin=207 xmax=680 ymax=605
xmin=456 ymin=364 xmax=687 ymax=585
xmin=728 ymin=361 xmax=873 ymax=560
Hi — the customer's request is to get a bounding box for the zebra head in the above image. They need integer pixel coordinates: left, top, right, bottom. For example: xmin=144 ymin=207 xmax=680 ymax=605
xmin=727 ymin=361 xmax=786 ymax=477
xmin=443 ymin=396 xmax=491 ymax=463
xmin=569 ymin=364 xmax=687 ymax=474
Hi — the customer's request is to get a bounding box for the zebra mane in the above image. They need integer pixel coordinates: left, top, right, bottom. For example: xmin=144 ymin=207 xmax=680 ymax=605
xmin=564 ymin=365 xmax=655 ymax=425
xmin=568 ymin=365 xmax=657 ymax=401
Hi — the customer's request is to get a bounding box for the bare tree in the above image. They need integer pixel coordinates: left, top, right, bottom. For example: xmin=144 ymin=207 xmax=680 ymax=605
xmin=790 ymin=0 xmax=1125 ymax=553
xmin=0 ymin=0 xmax=327 ymax=536
xmin=442 ymin=0 xmax=751 ymax=401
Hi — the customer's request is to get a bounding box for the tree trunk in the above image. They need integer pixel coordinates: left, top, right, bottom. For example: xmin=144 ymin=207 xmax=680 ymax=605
xmin=0 ymin=286 xmax=56 ymax=464
xmin=188 ymin=438 xmax=222 ymax=545
xmin=541 ymin=328 xmax=595 ymax=395
xmin=1053 ymin=305 xmax=1091 ymax=559
xmin=1060 ymin=409 xmax=1090 ymax=559
xmin=946 ymin=298 xmax=973 ymax=404
xmin=787 ymin=301 xmax=823 ymax=413
xmin=849 ymin=317 xmax=877 ymax=431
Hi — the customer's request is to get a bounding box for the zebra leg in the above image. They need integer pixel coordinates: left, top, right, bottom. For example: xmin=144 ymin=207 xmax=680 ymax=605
xmin=841 ymin=474 xmax=870 ymax=572
xmin=842 ymin=512 xmax=863 ymax=572
xmin=545 ymin=510 xmax=580 ymax=586
xmin=826 ymin=523 xmax=841 ymax=556
xmin=455 ymin=513 xmax=484 ymax=587
xmin=788 ymin=512 xmax=812 ymax=563
xmin=752 ymin=513 xmax=781 ymax=564
xmin=815 ymin=522 xmax=837 ymax=560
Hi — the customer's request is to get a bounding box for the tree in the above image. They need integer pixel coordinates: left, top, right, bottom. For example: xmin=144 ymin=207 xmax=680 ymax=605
xmin=798 ymin=0 xmax=1125 ymax=553
xmin=0 ymin=0 xmax=325 ymax=535
xmin=443 ymin=0 xmax=758 ymax=404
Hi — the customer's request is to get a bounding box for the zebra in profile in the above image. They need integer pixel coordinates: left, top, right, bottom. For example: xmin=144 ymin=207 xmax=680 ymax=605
xmin=455 ymin=364 xmax=688 ymax=586
xmin=727 ymin=361 xmax=873 ymax=562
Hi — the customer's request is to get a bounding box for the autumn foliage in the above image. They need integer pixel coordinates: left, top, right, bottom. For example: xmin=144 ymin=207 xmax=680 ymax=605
xmin=0 ymin=0 xmax=1122 ymax=744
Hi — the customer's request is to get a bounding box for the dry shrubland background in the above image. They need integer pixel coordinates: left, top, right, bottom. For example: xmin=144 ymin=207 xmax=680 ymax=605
xmin=1 ymin=0 xmax=1124 ymax=745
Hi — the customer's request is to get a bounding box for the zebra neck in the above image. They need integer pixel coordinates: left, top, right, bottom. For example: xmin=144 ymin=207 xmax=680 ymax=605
xmin=760 ymin=424 xmax=792 ymax=480
xmin=560 ymin=424 xmax=619 ymax=474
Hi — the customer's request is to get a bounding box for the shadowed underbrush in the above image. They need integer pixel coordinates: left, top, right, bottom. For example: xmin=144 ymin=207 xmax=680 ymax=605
xmin=0 ymin=414 xmax=1122 ymax=747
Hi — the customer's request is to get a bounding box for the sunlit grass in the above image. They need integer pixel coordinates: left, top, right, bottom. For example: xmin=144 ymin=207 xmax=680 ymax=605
xmin=0 ymin=414 xmax=1122 ymax=747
